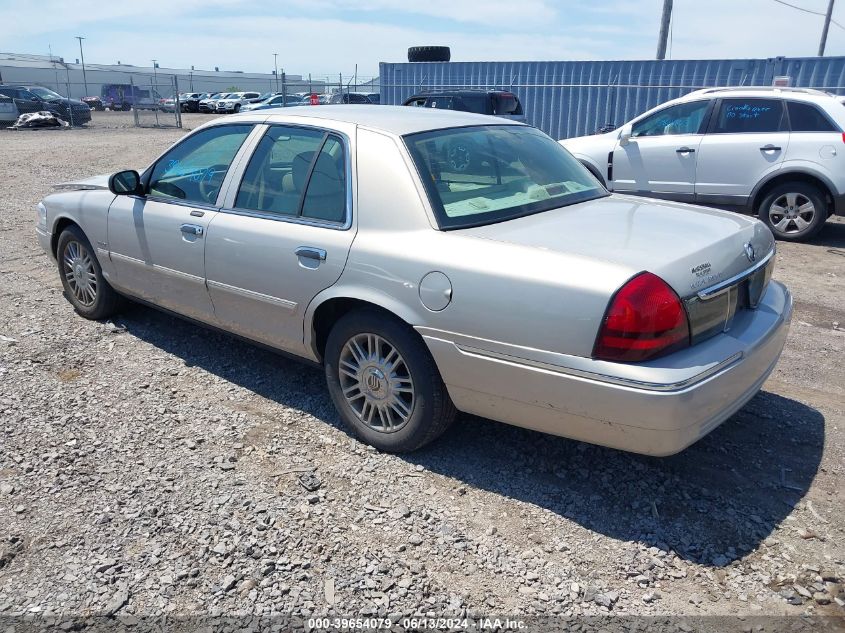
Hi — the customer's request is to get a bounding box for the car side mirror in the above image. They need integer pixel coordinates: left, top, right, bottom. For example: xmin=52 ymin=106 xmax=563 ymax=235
xmin=108 ymin=170 xmax=142 ymax=196
xmin=31 ymin=96 xmax=40 ymax=102
xmin=618 ymin=126 xmax=633 ymax=145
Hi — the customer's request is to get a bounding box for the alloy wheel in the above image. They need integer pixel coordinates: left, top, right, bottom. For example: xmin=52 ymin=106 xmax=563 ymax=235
xmin=769 ymin=192 xmax=815 ymax=235
xmin=62 ymin=240 xmax=97 ymax=307
xmin=338 ymin=333 xmax=415 ymax=433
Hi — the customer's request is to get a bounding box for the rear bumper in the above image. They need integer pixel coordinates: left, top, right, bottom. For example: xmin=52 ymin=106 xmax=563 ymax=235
xmin=421 ymin=281 xmax=792 ymax=456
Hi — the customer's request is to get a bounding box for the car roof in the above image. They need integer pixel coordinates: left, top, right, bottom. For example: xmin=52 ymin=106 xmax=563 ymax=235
xmin=677 ymin=86 xmax=838 ymax=104
xmin=407 ymin=90 xmax=513 ymax=97
xmin=232 ymin=104 xmax=523 ymax=135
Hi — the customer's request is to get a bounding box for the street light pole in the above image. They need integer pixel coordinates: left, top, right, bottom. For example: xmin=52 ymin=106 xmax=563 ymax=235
xmin=75 ymin=36 xmax=88 ymax=97
xmin=151 ymin=59 xmax=158 ymax=85
xmin=273 ymin=53 xmax=279 ymax=92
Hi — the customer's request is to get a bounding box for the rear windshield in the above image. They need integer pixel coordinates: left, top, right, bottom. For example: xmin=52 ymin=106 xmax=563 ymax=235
xmin=405 ymin=125 xmax=606 ymax=230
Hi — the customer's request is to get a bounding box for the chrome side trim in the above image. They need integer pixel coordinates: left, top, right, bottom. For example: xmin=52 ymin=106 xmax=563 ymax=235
xmin=109 ymin=252 xmax=205 ymax=284
xmin=452 ymin=343 xmax=744 ymax=392
xmin=207 ymin=279 xmax=297 ymax=311
xmin=697 ymin=248 xmax=775 ymax=300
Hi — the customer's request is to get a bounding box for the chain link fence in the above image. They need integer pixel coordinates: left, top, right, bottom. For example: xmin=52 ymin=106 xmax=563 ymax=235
xmin=130 ymin=75 xmax=182 ymax=128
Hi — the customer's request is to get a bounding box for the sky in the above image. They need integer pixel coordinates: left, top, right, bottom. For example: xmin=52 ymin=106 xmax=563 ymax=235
xmin=0 ymin=0 xmax=843 ymax=78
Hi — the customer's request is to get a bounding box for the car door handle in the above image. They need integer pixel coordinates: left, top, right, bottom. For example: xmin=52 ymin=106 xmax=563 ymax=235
xmin=759 ymin=145 xmax=782 ymax=152
xmin=676 ymin=147 xmax=696 ymax=153
xmin=180 ymin=223 xmax=204 ymax=236
xmin=295 ymin=246 xmax=327 ymax=261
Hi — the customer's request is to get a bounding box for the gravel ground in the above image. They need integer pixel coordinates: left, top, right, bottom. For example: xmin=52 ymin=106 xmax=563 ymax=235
xmin=1 ymin=111 xmax=844 ymax=630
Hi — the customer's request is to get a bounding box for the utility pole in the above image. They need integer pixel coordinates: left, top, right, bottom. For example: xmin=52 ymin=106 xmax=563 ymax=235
xmin=656 ymin=0 xmax=673 ymax=60
xmin=819 ymin=0 xmax=835 ymax=56
xmin=75 ymin=36 xmax=88 ymax=97
xmin=273 ymin=53 xmax=280 ymax=92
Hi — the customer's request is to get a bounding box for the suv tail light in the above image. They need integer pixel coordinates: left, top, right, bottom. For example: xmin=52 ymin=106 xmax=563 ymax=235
xmin=593 ymin=272 xmax=690 ymax=362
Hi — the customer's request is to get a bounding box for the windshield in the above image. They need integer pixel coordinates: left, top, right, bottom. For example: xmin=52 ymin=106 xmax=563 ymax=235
xmin=30 ymin=87 xmax=63 ymax=100
xmin=405 ymin=125 xmax=606 ymax=230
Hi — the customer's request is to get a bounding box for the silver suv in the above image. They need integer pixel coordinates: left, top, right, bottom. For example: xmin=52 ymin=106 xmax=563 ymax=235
xmin=561 ymin=87 xmax=845 ymax=241
xmin=215 ymin=91 xmax=262 ymax=113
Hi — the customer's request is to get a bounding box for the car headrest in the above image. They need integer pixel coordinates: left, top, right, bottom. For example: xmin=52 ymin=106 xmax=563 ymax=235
xmin=292 ymin=151 xmax=315 ymax=192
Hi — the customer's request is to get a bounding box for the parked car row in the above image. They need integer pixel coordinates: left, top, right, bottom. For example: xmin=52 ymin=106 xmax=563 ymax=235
xmin=0 ymin=84 xmax=91 ymax=125
xmin=190 ymin=91 xmax=380 ymax=113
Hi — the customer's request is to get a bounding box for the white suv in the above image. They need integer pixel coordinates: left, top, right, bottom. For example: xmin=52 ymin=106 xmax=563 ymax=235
xmin=215 ymin=91 xmax=262 ymax=113
xmin=561 ymin=87 xmax=845 ymax=241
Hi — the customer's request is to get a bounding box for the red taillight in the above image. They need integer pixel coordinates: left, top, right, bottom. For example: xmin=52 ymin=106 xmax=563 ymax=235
xmin=593 ymin=272 xmax=690 ymax=363
xmin=841 ymin=132 xmax=845 ymax=144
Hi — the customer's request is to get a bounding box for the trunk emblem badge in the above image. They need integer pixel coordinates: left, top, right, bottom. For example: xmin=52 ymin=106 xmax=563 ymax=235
xmin=744 ymin=242 xmax=757 ymax=263
xmin=691 ymin=262 xmax=712 ymax=277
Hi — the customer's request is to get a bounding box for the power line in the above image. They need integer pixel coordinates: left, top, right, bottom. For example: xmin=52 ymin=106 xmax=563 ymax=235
xmin=772 ymin=0 xmax=845 ymax=28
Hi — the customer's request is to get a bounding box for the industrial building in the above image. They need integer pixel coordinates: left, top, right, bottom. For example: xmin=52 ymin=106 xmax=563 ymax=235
xmin=0 ymin=52 xmax=326 ymax=99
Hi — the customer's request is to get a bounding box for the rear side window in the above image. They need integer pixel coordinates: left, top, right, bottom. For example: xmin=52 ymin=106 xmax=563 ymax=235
xmin=457 ymin=95 xmax=489 ymax=114
xmin=425 ymin=96 xmax=455 ymax=110
xmin=301 ymin=136 xmax=346 ymax=223
xmin=711 ymin=98 xmax=785 ymax=134
xmin=787 ymin=101 xmax=838 ymax=132
xmin=235 ymin=126 xmax=347 ymax=224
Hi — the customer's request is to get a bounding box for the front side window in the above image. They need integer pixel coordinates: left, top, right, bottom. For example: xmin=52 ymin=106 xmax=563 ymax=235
xmin=148 ymin=124 xmax=253 ymax=204
xmin=787 ymin=101 xmax=838 ymax=132
xmin=235 ymin=126 xmax=347 ymax=224
xmin=711 ymin=98 xmax=785 ymax=134
xmin=406 ymin=125 xmax=605 ymax=230
xmin=632 ymin=101 xmax=709 ymax=137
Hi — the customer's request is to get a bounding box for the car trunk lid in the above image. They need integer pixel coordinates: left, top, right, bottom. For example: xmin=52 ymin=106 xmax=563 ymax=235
xmin=461 ymin=194 xmax=776 ymax=350
xmin=461 ymin=194 xmax=774 ymax=300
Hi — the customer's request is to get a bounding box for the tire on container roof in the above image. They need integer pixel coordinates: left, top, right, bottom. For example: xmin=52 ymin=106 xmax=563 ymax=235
xmin=407 ymin=46 xmax=451 ymax=62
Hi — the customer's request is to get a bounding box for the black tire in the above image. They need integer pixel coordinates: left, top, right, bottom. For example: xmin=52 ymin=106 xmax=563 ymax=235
xmin=758 ymin=181 xmax=828 ymax=242
xmin=324 ymin=309 xmax=456 ymax=453
xmin=408 ymin=46 xmax=451 ymax=62
xmin=56 ymin=225 xmax=123 ymax=320
xmin=234 ymin=104 xmax=241 ymax=113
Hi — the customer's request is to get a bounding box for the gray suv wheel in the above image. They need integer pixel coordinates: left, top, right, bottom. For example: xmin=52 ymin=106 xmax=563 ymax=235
xmin=758 ymin=182 xmax=828 ymax=241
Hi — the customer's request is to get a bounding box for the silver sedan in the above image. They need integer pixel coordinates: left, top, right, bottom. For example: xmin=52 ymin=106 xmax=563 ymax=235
xmin=35 ymin=106 xmax=792 ymax=456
